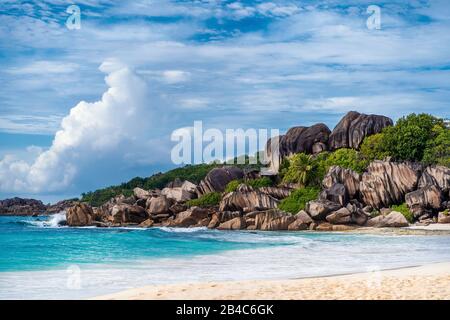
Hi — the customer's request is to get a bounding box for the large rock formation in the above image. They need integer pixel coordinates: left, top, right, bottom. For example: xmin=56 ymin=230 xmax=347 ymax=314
xmin=253 ymin=209 xmax=296 ymax=231
xmin=45 ymin=199 xmax=78 ymax=215
xmin=405 ymin=185 xmax=442 ymax=219
xmin=322 ymin=166 xmax=361 ymax=199
xmin=258 ymin=186 xmax=292 ymax=199
xmin=161 ymin=180 xmax=197 ymax=202
xmin=66 ymin=203 xmax=94 ymax=226
xmin=0 ymin=197 xmax=47 ymax=216
xmin=111 ymin=204 xmax=148 ymax=224
xmin=365 ymin=211 xmax=409 ymax=228
xmin=217 ymin=217 xmax=247 ymax=230
xmin=196 ymin=166 xmax=244 ymax=196
xmin=359 ymin=161 xmax=421 ymax=209
xmin=305 ymin=200 xmax=341 ymax=220
xmin=146 ymin=195 xmax=172 ymax=215
xmin=279 ymin=124 xmax=331 ymax=157
xmin=219 ymin=184 xmax=279 ymax=212
xmin=166 ymin=207 xmax=210 ymax=227
xmin=328 ymin=111 xmax=393 ymax=150
xmin=418 ymin=166 xmax=450 ymax=194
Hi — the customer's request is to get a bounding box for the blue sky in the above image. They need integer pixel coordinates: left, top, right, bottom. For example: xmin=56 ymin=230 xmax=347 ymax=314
xmin=0 ymin=0 xmax=449 ymax=203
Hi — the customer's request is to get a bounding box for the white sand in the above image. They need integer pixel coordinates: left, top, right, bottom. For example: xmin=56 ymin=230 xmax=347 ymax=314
xmin=94 ymin=262 xmax=450 ymax=300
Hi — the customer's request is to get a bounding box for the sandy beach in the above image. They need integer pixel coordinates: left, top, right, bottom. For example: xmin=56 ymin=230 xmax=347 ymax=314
xmin=94 ymin=261 xmax=450 ymax=300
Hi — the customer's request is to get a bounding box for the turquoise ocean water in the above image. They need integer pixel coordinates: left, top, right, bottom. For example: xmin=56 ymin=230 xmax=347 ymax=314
xmin=1 ymin=213 xmax=450 ymax=299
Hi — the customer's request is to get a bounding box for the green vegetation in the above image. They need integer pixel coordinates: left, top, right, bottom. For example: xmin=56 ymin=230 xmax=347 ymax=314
xmin=225 ymin=177 xmax=273 ymax=193
xmin=186 ymin=192 xmax=221 ymax=207
xmin=246 ymin=177 xmax=273 ymax=189
xmin=278 ymin=187 xmax=320 ymax=214
xmin=391 ymin=203 xmax=414 ymax=223
xmin=324 ymin=148 xmax=368 ymax=174
xmin=225 ymin=180 xmax=242 ymax=193
xmin=281 ymin=153 xmax=328 ymax=187
xmin=360 ymin=133 xmax=389 ymax=162
xmin=382 ymin=113 xmax=447 ymax=162
xmin=442 ymin=209 xmax=449 ymax=216
xmin=422 ymin=124 xmax=450 ymax=167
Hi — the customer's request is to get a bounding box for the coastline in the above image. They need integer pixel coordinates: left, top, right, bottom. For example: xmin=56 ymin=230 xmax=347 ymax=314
xmin=94 ymin=261 xmax=450 ymax=300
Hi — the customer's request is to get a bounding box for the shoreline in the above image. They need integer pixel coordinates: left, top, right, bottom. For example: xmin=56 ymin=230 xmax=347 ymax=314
xmin=94 ymin=261 xmax=450 ymax=300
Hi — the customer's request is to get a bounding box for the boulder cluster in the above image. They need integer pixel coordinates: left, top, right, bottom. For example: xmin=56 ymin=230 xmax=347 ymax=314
xmin=64 ymin=112 xmax=449 ymax=231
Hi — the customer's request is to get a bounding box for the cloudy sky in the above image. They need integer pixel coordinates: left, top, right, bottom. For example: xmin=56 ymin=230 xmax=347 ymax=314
xmin=0 ymin=0 xmax=449 ymax=202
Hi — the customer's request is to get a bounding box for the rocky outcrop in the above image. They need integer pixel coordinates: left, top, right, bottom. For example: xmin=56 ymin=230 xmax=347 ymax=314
xmin=146 ymin=196 xmax=171 ymax=215
xmin=320 ymin=183 xmax=347 ymax=206
xmin=418 ymin=166 xmax=450 ymax=193
xmin=405 ymin=185 xmax=442 ymax=219
xmin=360 ymin=161 xmax=421 ymax=209
xmin=217 ymin=217 xmax=247 ymax=230
xmin=66 ymin=203 xmax=94 ymax=226
xmin=322 ymin=166 xmax=360 ymax=199
xmin=305 ymin=200 xmax=341 ymax=220
xmin=196 ymin=166 xmax=244 ymax=196
xmin=438 ymin=211 xmax=450 ymax=223
xmin=166 ymin=207 xmax=210 ymax=227
xmin=161 ymin=180 xmax=197 ymax=202
xmin=253 ymin=209 xmax=296 ymax=231
xmin=111 ymin=204 xmax=148 ymax=224
xmin=366 ymin=211 xmax=409 ymax=228
xmin=219 ymin=184 xmax=279 ymax=212
xmin=328 ymin=111 xmax=393 ymax=150
xmin=133 ymin=187 xmax=153 ymax=200
xmin=45 ymin=199 xmax=78 ymax=215
xmin=279 ymin=124 xmax=331 ymax=157
xmin=0 ymin=197 xmax=47 ymax=216
xmin=258 ymin=186 xmax=292 ymax=199
xmin=326 ymin=207 xmax=352 ymax=224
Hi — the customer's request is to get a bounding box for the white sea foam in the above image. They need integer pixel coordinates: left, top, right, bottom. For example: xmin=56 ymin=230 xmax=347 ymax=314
xmin=25 ymin=212 xmax=67 ymax=228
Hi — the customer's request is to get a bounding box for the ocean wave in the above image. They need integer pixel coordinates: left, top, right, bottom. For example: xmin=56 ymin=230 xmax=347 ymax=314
xmin=24 ymin=212 xmax=67 ymax=228
xmin=156 ymin=226 xmax=209 ymax=233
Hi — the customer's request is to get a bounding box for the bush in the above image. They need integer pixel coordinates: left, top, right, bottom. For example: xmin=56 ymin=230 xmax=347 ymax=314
xmin=422 ymin=124 xmax=450 ymax=167
xmin=383 ymin=113 xmax=445 ymax=162
xmin=186 ymin=192 xmax=221 ymax=207
xmin=281 ymin=153 xmax=329 ymax=187
xmin=360 ymin=133 xmax=389 ymax=162
xmin=324 ymin=148 xmax=368 ymax=174
xmin=246 ymin=177 xmax=273 ymax=189
xmin=391 ymin=203 xmax=414 ymax=223
xmin=225 ymin=180 xmax=242 ymax=193
xmin=278 ymin=187 xmax=320 ymax=214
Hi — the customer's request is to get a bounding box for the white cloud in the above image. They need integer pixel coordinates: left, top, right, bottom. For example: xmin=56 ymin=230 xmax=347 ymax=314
xmin=161 ymin=70 xmax=191 ymax=84
xmin=0 ymin=61 xmax=169 ymax=193
xmin=7 ymin=61 xmax=79 ymax=75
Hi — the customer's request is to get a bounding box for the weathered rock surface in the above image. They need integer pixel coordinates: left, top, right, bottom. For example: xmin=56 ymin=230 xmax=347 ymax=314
xmin=111 ymin=204 xmax=148 ymax=224
xmin=295 ymin=210 xmax=313 ymax=224
xmin=168 ymin=207 xmax=210 ymax=227
xmin=139 ymin=219 xmax=154 ymax=228
xmin=66 ymin=203 xmax=94 ymax=226
xmin=320 ymin=183 xmax=348 ymax=206
xmin=360 ymin=161 xmax=421 ymax=209
xmin=45 ymin=199 xmax=78 ymax=215
xmin=146 ymin=196 xmax=171 ymax=215
xmin=306 ymin=200 xmax=341 ymax=220
xmin=254 ymin=209 xmax=296 ymax=231
xmin=322 ymin=166 xmax=361 ymax=199
xmin=161 ymin=180 xmax=197 ymax=202
xmin=328 ymin=111 xmax=393 ymax=150
xmin=219 ymin=184 xmax=279 ymax=212
xmin=279 ymin=124 xmax=331 ymax=157
xmin=217 ymin=217 xmax=247 ymax=230
xmin=287 ymin=218 xmax=309 ymax=230
xmin=258 ymin=186 xmax=292 ymax=199
xmin=0 ymin=197 xmax=47 ymax=216
xmin=405 ymin=185 xmax=442 ymax=219
xmin=438 ymin=212 xmax=450 ymax=223
xmin=326 ymin=207 xmax=352 ymax=224
xmin=418 ymin=166 xmax=450 ymax=193
xmin=133 ymin=187 xmax=153 ymax=200
xmin=197 ymin=166 xmax=244 ymax=196
xmin=366 ymin=211 xmax=409 ymax=228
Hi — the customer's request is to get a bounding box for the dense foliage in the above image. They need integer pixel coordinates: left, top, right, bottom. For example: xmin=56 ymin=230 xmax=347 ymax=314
xmin=225 ymin=180 xmax=242 ymax=193
xmin=278 ymin=187 xmax=320 ymax=214
xmin=391 ymin=203 xmax=414 ymax=223
xmin=225 ymin=177 xmax=273 ymax=193
xmin=324 ymin=148 xmax=368 ymax=174
xmin=186 ymin=192 xmax=221 ymax=207
xmin=359 ymin=133 xmax=389 ymax=162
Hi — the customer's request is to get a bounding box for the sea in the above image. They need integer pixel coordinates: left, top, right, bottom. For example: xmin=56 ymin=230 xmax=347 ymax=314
xmin=1 ymin=213 xmax=450 ymax=299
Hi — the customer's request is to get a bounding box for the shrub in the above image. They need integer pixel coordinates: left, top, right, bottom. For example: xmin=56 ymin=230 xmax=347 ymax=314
xmin=360 ymin=133 xmax=389 ymax=162
xmin=383 ymin=113 xmax=445 ymax=162
xmin=324 ymin=148 xmax=368 ymax=174
xmin=246 ymin=177 xmax=273 ymax=189
xmin=281 ymin=153 xmax=329 ymax=187
xmin=422 ymin=124 xmax=450 ymax=167
xmin=390 ymin=203 xmax=414 ymax=223
xmin=278 ymin=187 xmax=320 ymax=214
xmin=186 ymin=192 xmax=221 ymax=207
xmin=225 ymin=180 xmax=242 ymax=193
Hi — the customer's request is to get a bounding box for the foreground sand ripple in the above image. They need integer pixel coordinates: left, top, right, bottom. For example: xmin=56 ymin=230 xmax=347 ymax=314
xmin=94 ymin=262 xmax=450 ymax=300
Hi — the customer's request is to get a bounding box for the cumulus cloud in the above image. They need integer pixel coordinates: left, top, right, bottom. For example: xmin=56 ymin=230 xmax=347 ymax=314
xmin=0 ymin=60 xmax=169 ymax=193
xmin=161 ymin=70 xmax=191 ymax=84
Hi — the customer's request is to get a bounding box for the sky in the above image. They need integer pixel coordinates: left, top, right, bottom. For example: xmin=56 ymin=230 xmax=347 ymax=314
xmin=0 ymin=0 xmax=449 ymax=203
